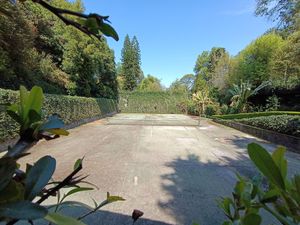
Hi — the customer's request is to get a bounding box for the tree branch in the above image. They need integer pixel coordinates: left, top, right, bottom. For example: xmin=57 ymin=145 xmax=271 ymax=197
xmin=36 ymin=163 xmax=83 ymax=204
xmin=32 ymin=0 xmax=104 ymax=40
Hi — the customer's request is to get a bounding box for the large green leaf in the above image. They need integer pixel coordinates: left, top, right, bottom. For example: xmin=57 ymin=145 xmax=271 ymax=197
xmin=0 ymin=157 xmax=16 ymax=191
xmin=241 ymin=182 xmax=253 ymax=207
xmin=272 ymin=146 xmax=287 ymax=180
xmin=247 ymin=143 xmax=285 ymax=190
xmin=261 ymin=189 xmax=280 ymax=203
xmin=27 ymin=86 xmax=43 ymax=116
xmin=234 ymin=180 xmax=245 ymax=196
xmin=99 ymin=23 xmax=119 ymax=41
xmin=19 ymin=85 xmax=29 ymax=122
xmin=219 ymin=197 xmax=234 ymax=218
xmin=25 ymin=156 xmax=56 ymax=200
xmin=18 ymin=86 xmax=43 ymax=126
xmin=28 ymin=109 xmax=42 ymax=124
xmin=0 ymin=201 xmax=47 ymax=220
xmin=41 ymin=115 xmax=64 ymax=131
xmin=47 ymin=128 xmax=69 ymax=136
xmin=45 ymin=212 xmax=85 ymax=225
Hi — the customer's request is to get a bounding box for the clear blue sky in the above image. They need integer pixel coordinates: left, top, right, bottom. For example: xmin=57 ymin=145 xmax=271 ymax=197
xmin=83 ymin=0 xmax=274 ymax=87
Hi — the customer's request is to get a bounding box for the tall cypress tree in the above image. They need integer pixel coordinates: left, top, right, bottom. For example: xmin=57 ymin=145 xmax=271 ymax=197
xmin=132 ymin=36 xmax=142 ymax=83
xmin=120 ymin=34 xmax=142 ymax=91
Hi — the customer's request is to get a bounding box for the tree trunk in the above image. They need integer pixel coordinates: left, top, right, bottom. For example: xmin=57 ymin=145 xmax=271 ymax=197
xmin=198 ymin=104 xmax=201 ymax=126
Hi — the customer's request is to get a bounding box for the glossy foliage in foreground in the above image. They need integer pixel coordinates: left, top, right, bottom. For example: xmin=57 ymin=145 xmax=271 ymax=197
xmin=0 ymin=86 xmax=125 ymax=225
xmin=219 ymin=143 xmax=300 ymax=225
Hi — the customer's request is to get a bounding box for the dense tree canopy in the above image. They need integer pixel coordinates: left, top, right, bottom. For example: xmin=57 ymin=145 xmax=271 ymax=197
xmin=168 ymin=79 xmax=187 ymax=93
xmin=194 ymin=51 xmax=210 ymax=81
xmin=0 ymin=0 xmax=118 ymax=99
xmin=255 ymin=0 xmax=299 ymax=31
xmin=193 ymin=47 xmax=230 ymax=94
xmin=137 ymin=75 xmax=162 ymax=92
xmin=191 ymin=2 xmax=299 ymax=111
xmin=269 ymin=30 xmax=300 ymax=88
xmin=194 ymin=48 xmax=228 ymax=82
xmin=169 ymin=74 xmax=195 ymax=93
xmin=179 ymin=74 xmax=195 ymax=92
xmin=229 ymin=33 xmax=284 ymax=86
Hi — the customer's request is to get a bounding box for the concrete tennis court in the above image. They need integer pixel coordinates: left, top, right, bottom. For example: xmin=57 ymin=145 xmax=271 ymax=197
xmin=18 ymin=114 xmax=300 ymax=225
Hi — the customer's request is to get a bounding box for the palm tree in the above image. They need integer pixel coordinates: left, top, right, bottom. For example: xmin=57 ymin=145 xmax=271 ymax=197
xmin=192 ymin=87 xmax=212 ymax=125
xmin=229 ymin=80 xmax=270 ymax=112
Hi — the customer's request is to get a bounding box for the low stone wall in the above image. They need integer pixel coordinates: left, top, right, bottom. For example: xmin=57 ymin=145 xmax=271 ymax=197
xmin=214 ymin=119 xmax=300 ymax=152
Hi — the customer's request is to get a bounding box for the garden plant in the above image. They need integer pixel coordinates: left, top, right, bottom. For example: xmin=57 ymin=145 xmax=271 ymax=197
xmin=0 ymin=86 xmax=127 ymax=225
xmin=219 ymin=143 xmax=300 ymax=225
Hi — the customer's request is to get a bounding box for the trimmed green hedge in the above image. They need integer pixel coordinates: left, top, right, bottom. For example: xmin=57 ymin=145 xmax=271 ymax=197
xmin=0 ymin=88 xmax=117 ymax=142
xmin=235 ymin=115 xmax=300 ymax=137
xmin=118 ymin=91 xmax=188 ymax=114
xmin=212 ymin=111 xmax=300 ymax=120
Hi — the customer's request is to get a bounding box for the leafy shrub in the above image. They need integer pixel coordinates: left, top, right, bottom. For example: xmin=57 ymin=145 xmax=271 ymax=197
xmin=236 ymin=115 xmax=300 ymax=137
xmin=35 ymin=53 xmax=71 ymax=95
xmin=265 ymin=95 xmax=280 ymax=111
xmin=119 ymin=91 xmax=188 ymax=114
xmin=212 ymin=111 xmax=300 ymax=120
xmin=0 ymin=88 xmax=117 ymax=142
xmin=187 ymin=100 xmax=199 ymax=115
xmin=66 ymin=81 xmax=78 ymax=96
xmin=220 ymin=143 xmax=300 ymax=225
xmin=220 ymin=104 xmax=229 ymax=115
xmin=205 ymin=104 xmax=221 ymax=116
xmin=228 ymin=105 xmax=240 ymax=114
xmin=250 ymin=104 xmax=265 ymax=113
xmin=176 ymin=101 xmax=189 ymax=114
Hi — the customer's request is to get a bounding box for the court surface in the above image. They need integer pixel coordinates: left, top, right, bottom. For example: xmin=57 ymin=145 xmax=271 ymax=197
xmin=18 ymin=113 xmax=300 ymax=225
